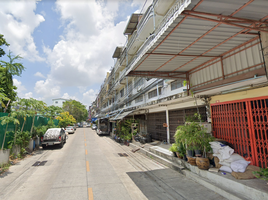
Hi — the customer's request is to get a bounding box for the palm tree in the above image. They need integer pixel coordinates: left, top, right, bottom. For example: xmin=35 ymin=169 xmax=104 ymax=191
xmin=0 ymin=51 xmax=25 ymax=112
xmin=0 ymin=51 xmax=25 ymax=77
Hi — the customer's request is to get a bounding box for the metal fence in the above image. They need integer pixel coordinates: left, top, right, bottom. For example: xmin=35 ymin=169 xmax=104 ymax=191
xmin=211 ymin=96 xmax=268 ymax=168
xmin=0 ymin=112 xmax=59 ymax=149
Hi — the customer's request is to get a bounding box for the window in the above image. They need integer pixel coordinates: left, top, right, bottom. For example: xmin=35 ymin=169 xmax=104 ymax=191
xmin=120 ymin=88 xmax=124 ymax=97
xmin=171 ymin=80 xmax=183 ymax=90
xmin=135 ymin=95 xmax=143 ymax=103
xmin=134 ymin=78 xmax=144 ymax=88
xmin=148 ymin=88 xmax=161 ymax=99
xmin=126 ymin=101 xmax=132 ymax=107
xmin=55 ymin=101 xmax=58 ymax=104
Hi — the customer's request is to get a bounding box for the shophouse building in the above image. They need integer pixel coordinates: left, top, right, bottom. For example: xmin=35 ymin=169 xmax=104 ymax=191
xmin=91 ymin=0 xmax=268 ymax=168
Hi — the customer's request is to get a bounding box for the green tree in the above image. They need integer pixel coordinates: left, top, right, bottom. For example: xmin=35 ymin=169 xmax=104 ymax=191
xmin=0 ymin=114 xmax=20 ymax=150
xmin=0 ymin=87 xmax=10 ymax=109
xmin=56 ymin=111 xmax=76 ymax=128
xmin=44 ymin=105 xmax=64 ymax=121
xmin=0 ymin=51 xmax=25 ymax=112
xmin=28 ymin=98 xmax=47 ymax=135
xmin=0 ymin=34 xmax=9 ymax=58
xmin=63 ymin=100 xmax=88 ymax=122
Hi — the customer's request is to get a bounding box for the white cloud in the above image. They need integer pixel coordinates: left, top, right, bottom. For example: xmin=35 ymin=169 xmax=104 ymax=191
xmin=62 ymin=93 xmax=78 ymax=101
xmin=42 ymin=0 xmax=128 ymax=91
xmin=82 ymin=89 xmax=98 ymax=108
xmin=34 ymin=77 xmax=60 ymax=100
xmin=0 ymin=0 xmax=45 ymax=62
xmin=13 ymin=78 xmax=26 ymax=97
xmin=34 ymin=72 xmax=45 ymax=78
xmin=24 ymin=92 xmax=33 ymax=99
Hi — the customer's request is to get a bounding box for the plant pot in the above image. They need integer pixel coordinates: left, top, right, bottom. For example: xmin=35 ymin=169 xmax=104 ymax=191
xmin=34 ymin=136 xmax=39 ymax=149
xmin=28 ymin=138 xmax=34 ymax=152
xmin=187 ymin=156 xmax=197 ymax=166
xmin=173 ymin=152 xmax=178 ymax=157
xmin=183 ymin=154 xmax=188 ymax=161
xmin=194 ymin=149 xmax=202 ymax=157
xmin=12 ymin=145 xmax=21 ymax=156
xmin=187 ymin=149 xmax=194 ymax=157
xmin=196 ymin=157 xmax=210 ymax=170
xmin=0 ymin=149 xmax=10 ymax=165
xmin=175 ymin=152 xmax=183 ymax=159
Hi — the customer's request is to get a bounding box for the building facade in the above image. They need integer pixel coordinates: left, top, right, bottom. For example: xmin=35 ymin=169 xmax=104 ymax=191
xmin=91 ymin=0 xmax=268 ymax=168
xmin=52 ymin=98 xmax=69 ymax=108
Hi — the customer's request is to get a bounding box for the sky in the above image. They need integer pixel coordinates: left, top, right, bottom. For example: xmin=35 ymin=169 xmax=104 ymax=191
xmin=0 ymin=0 xmax=152 ymax=109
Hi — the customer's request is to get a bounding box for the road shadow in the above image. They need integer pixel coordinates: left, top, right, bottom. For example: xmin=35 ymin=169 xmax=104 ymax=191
xmin=126 ymin=168 xmax=222 ymax=200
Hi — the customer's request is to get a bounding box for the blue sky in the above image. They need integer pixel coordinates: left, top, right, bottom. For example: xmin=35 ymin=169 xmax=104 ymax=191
xmin=0 ymin=0 xmax=152 ymax=108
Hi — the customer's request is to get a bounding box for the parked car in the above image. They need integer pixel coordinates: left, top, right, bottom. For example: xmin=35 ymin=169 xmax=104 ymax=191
xmin=92 ymin=124 xmax=97 ymax=130
xmin=41 ymin=128 xmax=66 ymax=148
xmin=86 ymin=123 xmax=91 ymax=128
xmin=65 ymin=126 xmax=75 ymax=134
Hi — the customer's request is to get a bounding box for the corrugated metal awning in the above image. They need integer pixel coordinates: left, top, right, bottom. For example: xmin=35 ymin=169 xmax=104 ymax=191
xmin=111 ymin=111 xmax=133 ymax=120
xmin=124 ymin=13 xmax=142 ymax=35
xmin=112 ymin=47 xmax=123 ymax=58
xmin=125 ymin=0 xmax=268 ymax=92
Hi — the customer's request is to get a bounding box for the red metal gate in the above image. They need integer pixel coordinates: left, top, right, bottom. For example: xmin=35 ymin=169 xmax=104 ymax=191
xmin=211 ymin=96 xmax=268 ymax=168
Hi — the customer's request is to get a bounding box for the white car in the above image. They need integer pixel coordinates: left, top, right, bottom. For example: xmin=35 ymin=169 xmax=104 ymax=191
xmin=41 ymin=128 xmax=66 ymax=148
xmin=65 ymin=126 xmax=75 ymax=134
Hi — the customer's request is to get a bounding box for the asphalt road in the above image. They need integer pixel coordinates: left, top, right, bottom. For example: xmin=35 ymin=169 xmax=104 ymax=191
xmin=0 ymin=128 xmax=226 ymax=200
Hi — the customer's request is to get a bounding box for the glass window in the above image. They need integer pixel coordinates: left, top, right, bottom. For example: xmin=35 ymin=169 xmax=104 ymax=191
xmin=134 ymin=78 xmax=144 ymax=88
xmin=120 ymin=88 xmax=124 ymax=97
xmin=55 ymin=101 xmax=58 ymax=104
xmin=135 ymin=95 xmax=143 ymax=103
xmin=171 ymin=80 xmax=183 ymax=90
xmin=148 ymin=88 xmax=161 ymax=99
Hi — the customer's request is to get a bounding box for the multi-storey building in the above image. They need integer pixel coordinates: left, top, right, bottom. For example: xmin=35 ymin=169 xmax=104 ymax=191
xmin=91 ymin=0 xmax=268 ymax=168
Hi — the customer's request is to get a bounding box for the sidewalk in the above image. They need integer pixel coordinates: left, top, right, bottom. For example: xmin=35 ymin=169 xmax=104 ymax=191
xmin=126 ymin=140 xmax=268 ymax=200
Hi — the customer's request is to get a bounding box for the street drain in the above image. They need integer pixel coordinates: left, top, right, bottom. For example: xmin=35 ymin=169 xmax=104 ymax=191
xmin=32 ymin=161 xmax=47 ymax=166
xmin=118 ymin=153 xmax=128 ymax=157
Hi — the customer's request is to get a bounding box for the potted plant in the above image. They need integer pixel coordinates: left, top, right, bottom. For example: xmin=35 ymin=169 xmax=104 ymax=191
xmin=177 ymin=142 xmax=187 ymax=160
xmin=194 ymin=125 xmax=214 ymax=170
xmin=169 ymin=143 xmax=178 ymax=157
xmin=174 ymin=122 xmax=200 ymax=157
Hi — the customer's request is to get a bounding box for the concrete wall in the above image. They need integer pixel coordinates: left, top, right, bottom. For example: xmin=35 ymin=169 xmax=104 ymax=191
xmin=210 ymin=86 xmax=268 ymax=104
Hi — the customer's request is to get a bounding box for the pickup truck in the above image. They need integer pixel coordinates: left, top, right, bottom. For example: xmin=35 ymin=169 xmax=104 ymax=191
xmin=41 ymin=128 xmax=66 ymax=148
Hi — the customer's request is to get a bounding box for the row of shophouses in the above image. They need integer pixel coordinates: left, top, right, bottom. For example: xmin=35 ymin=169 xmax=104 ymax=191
xmin=89 ymin=0 xmax=268 ymax=168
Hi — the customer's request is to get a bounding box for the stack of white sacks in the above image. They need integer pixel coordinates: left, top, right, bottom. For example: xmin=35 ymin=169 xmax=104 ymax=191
xmin=210 ymin=141 xmax=251 ymax=173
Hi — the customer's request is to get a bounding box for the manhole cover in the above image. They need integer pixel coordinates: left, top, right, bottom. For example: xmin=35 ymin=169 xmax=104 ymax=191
xmin=118 ymin=153 xmax=128 ymax=157
xmin=32 ymin=161 xmax=47 ymax=166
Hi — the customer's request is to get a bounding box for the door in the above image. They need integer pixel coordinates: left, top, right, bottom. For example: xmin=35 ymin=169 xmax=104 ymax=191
xmin=211 ymin=96 xmax=268 ymax=168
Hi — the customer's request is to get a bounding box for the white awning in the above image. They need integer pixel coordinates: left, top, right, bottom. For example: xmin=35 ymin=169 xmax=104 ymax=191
xmin=111 ymin=111 xmax=133 ymax=120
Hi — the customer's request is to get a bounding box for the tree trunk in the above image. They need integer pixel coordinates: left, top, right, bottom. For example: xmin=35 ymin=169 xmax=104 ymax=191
xmin=1 ymin=123 xmax=9 ymax=150
xmin=21 ymin=119 xmax=26 ymax=133
xmin=30 ymin=114 xmax=36 ymax=135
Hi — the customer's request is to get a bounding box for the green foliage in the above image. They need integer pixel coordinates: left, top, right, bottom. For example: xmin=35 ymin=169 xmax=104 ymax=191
xmin=0 ymin=51 xmax=25 ymax=112
xmin=174 ymin=122 xmax=214 ymax=157
xmin=33 ymin=120 xmax=57 ymax=138
xmin=185 ymin=113 xmax=202 ymax=122
xmin=116 ymin=119 xmax=138 ymax=140
xmin=63 ymin=100 xmax=88 ymax=122
xmin=8 ymin=130 xmax=31 ymax=149
xmin=0 ymin=34 xmax=9 ymax=58
xmin=177 ymin=142 xmax=186 ymax=157
xmin=0 ymin=114 xmax=20 ymax=150
xmin=56 ymin=111 xmax=76 ymax=128
xmin=169 ymin=143 xmax=178 ymax=152
xmin=0 ymin=162 xmax=11 ymax=175
xmin=253 ymin=168 xmax=268 ymax=181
